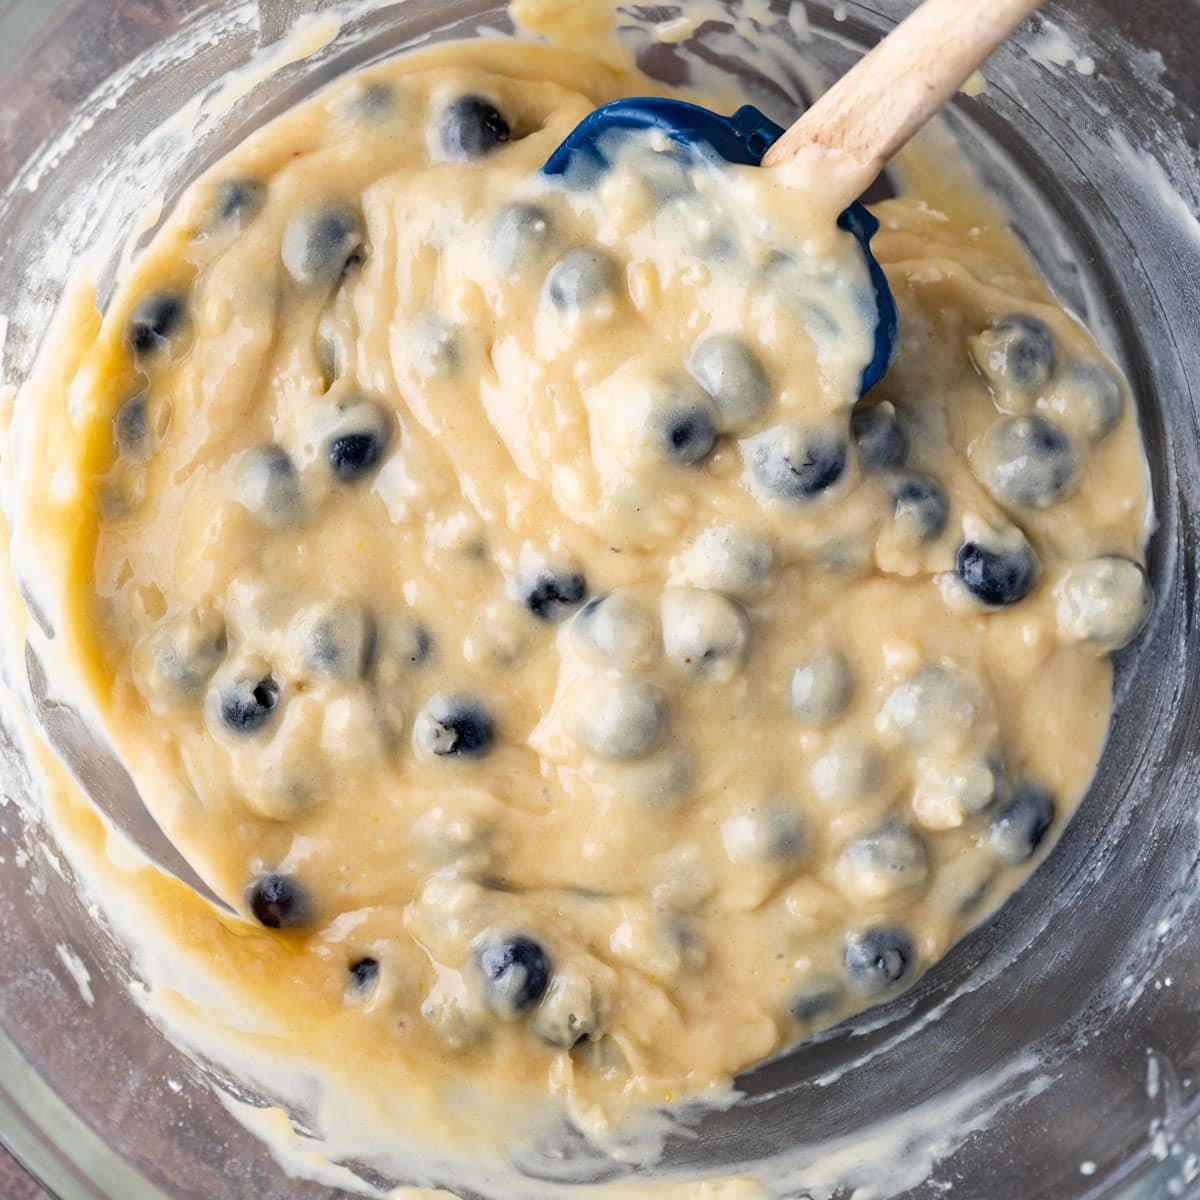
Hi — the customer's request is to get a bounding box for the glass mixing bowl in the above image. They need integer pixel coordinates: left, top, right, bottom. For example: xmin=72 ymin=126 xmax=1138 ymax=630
xmin=0 ymin=1 xmax=1198 ymax=1197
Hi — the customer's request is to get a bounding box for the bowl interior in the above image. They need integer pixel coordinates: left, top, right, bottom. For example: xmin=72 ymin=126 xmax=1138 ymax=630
xmin=1 ymin=2 xmax=1199 ymax=1198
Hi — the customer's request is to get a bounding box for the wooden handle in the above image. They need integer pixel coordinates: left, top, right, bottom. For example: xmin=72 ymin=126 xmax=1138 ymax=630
xmin=762 ymin=0 xmax=1041 ymax=206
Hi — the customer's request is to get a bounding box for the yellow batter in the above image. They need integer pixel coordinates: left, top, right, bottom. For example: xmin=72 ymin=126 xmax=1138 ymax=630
xmin=11 ymin=2 xmax=1150 ymax=1170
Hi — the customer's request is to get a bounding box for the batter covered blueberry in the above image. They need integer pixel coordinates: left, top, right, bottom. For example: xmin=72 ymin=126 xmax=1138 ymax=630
xmin=27 ymin=13 xmax=1150 ymax=1145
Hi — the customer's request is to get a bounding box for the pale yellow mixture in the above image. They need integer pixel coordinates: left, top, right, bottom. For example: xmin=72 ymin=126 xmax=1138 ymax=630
xmin=21 ymin=17 xmax=1150 ymax=1142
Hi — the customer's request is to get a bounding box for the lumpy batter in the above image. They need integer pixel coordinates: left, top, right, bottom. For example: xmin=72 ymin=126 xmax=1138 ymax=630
xmin=25 ymin=9 xmax=1151 ymax=1144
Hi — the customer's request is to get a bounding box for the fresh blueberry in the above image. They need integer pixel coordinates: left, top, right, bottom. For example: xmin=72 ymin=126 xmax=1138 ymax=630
xmin=1054 ymin=361 xmax=1125 ymax=443
xmin=989 ymin=780 xmax=1055 ymax=865
xmin=414 ymin=693 xmax=495 ymax=759
xmin=220 ymin=676 xmax=281 ymax=734
xmin=115 ymin=393 xmax=148 ymax=452
xmin=236 ymin=444 xmax=304 ymax=528
xmin=282 ymin=204 xmax=365 ymax=288
xmin=569 ymin=675 xmax=668 ymax=760
xmin=301 ymin=601 xmax=374 ymax=680
xmin=324 ymin=399 xmax=392 ymax=483
xmin=216 ymin=179 xmax=264 ymax=225
xmin=129 ymin=293 xmax=187 ymax=358
xmin=973 ymin=313 xmax=1057 ymax=392
xmin=519 ymin=565 xmax=587 ymax=622
xmin=329 ymin=432 xmax=382 ymax=480
xmin=378 ymin=617 xmax=433 ymax=668
xmin=750 ymin=424 xmax=848 ymax=505
xmin=546 ymin=247 xmax=620 ymax=314
xmin=476 ymin=934 xmax=551 ymax=1018
xmin=681 ymin=525 xmax=776 ymax=598
xmin=1055 ymin=556 xmax=1153 ymax=652
xmin=439 ymin=95 xmax=511 ymax=160
xmin=351 ymin=83 xmax=395 ymax=120
xmin=571 ymin=590 xmax=659 ymax=670
xmin=878 ymin=663 xmax=980 ymax=751
xmin=852 ymin=402 xmax=908 ymax=472
xmin=791 ymin=980 xmax=842 ymax=1023
xmin=530 ymin=971 xmax=603 ymax=1047
xmin=843 ymin=926 xmax=914 ymax=995
xmin=492 ymin=202 xmax=556 ymax=273
xmin=973 ymin=415 xmax=1079 ymax=509
xmin=790 ymin=653 xmax=853 ymax=725
xmin=956 ymin=535 xmax=1040 ymax=607
xmin=721 ymin=804 xmax=806 ymax=865
xmin=349 ymin=956 xmax=380 ymax=989
xmin=657 ymin=399 xmax=717 ymax=466
xmin=411 ymin=313 xmax=463 ymax=377
xmin=147 ymin=610 xmax=227 ymax=697
xmin=836 ymin=823 xmax=928 ymax=902
xmin=660 ymin=588 xmax=750 ymax=682
xmin=892 ymin=472 xmax=949 ymax=542
xmin=687 ymin=334 xmax=771 ymax=432
xmin=247 ymin=873 xmax=310 ymax=929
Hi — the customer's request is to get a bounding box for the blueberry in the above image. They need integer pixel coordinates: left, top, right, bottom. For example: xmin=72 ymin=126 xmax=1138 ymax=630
xmin=790 ymin=653 xmax=853 ymax=725
xmin=721 ymin=804 xmax=806 ymax=864
xmin=809 ymin=734 xmax=882 ymax=807
xmin=216 ymin=179 xmax=264 ymax=225
xmin=282 ymin=204 xmax=365 ymax=288
xmin=129 ymin=293 xmax=187 ymax=357
xmin=687 ymin=334 xmax=771 ymax=432
xmin=660 ymin=588 xmax=749 ymax=682
xmin=791 ymin=980 xmax=842 ymax=1023
xmin=973 ymin=415 xmax=1079 ymax=509
xmin=330 ymin=432 xmax=382 ymax=480
xmin=351 ymin=83 xmax=395 ymax=120
xmin=145 ymin=610 xmax=227 ymax=698
xmin=115 ymin=393 xmax=148 ymax=452
xmin=1055 ymin=556 xmax=1153 ymax=652
xmin=878 ymin=663 xmax=981 ymax=751
xmin=247 ymin=873 xmax=310 ymax=929
xmin=844 ymin=926 xmax=914 ymax=995
xmin=440 ymin=95 xmax=511 ymax=160
xmin=546 ymin=247 xmax=620 ymax=314
xmin=989 ymin=780 xmax=1055 ymax=865
xmin=852 ymin=402 xmax=908 ymax=472
xmin=972 ymin=313 xmax=1057 ymax=392
xmin=349 ymin=956 xmax=380 ymax=989
xmin=569 ymin=675 xmax=667 ymax=760
xmin=376 ymin=616 xmax=433 ymax=668
xmin=956 ymin=535 xmax=1040 ymax=607
xmin=220 ymin=676 xmax=281 ymax=734
xmin=492 ymin=202 xmax=556 ymax=273
xmin=519 ymin=565 xmax=587 ymax=622
xmin=323 ymin=399 xmax=392 ymax=483
xmin=571 ymin=590 xmax=659 ymax=670
xmin=681 ymin=525 xmax=776 ymax=598
xmin=476 ymin=935 xmax=551 ymax=1019
xmin=750 ymin=424 xmax=848 ymax=505
xmin=1053 ymin=361 xmax=1125 ymax=443
xmin=412 ymin=314 xmax=463 ymax=377
xmin=531 ymin=972 xmax=603 ymax=1047
xmin=836 ymin=823 xmax=928 ymax=902
xmin=658 ymin=399 xmax=717 ymax=466
xmin=413 ymin=693 xmax=495 ymax=759
xmin=300 ymin=601 xmax=373 ymax=680
xmin=892 ymin=473 xmax=949 ymax=542
xmin=236 ymin=444 xmax=303 ymax=528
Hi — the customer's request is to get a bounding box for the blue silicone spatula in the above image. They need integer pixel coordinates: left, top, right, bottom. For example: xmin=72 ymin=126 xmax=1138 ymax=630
xmin=543 ymin=0 xmax=1041 ymax=397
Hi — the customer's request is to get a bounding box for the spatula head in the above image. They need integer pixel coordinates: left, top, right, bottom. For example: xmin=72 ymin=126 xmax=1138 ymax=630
xmin=543 ymin=97 xmax=897 ymax=395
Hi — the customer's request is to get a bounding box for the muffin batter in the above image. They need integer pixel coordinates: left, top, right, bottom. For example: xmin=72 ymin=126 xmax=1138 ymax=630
xmin=18 ymin=7 xmax=1150 ymax=1153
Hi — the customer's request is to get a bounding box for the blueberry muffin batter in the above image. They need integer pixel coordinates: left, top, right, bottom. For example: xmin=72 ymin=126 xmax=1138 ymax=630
xmin=37 ymin=29 xmax=1150 ymax=1122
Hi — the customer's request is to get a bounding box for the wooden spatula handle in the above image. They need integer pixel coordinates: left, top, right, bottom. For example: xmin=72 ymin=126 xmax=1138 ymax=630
xmin=762 ymin=0 xmax=1041 ymax=205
